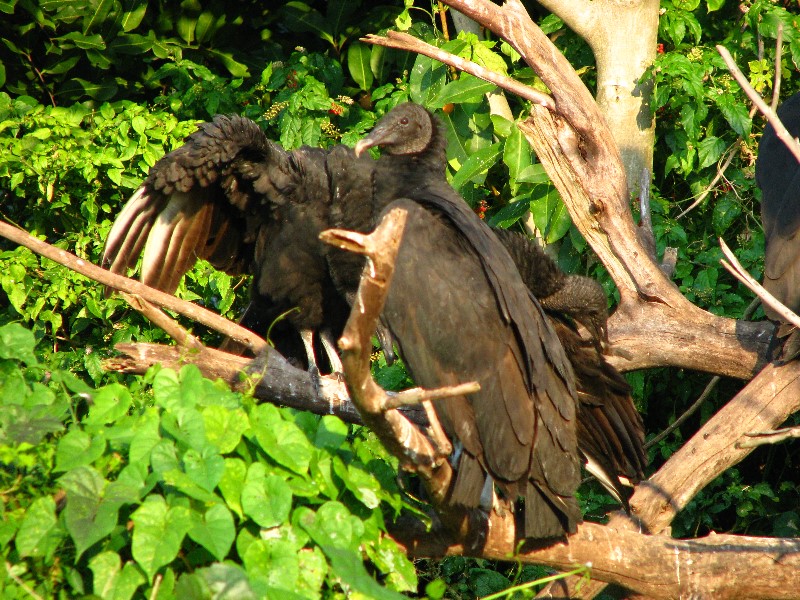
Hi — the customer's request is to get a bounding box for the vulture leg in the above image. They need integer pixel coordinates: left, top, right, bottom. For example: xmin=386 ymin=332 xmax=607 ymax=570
xmin=319 ymin=329 xmax=344 ymax=375
xmin=299 ymin=329 xmax=322 ymax=377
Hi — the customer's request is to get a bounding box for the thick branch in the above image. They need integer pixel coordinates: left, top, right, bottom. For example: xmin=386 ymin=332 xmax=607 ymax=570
xmin=391 ymin=520 xmax=800 ymax=600
xmin=322 ymin=209 xmax=463 ymax=520
xmin=104 ymin=342 xmax=428 ymax=426
xmin=629 ymin=360 xmax=800 ymax=533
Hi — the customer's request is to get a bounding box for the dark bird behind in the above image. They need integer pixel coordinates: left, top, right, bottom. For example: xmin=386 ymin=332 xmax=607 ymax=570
xmin=757 ymin=91 xmax=800 ymax=359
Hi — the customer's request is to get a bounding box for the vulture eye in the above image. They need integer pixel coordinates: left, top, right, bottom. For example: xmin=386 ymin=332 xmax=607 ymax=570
xmin=400 ymin=117 xmax=409 ymax=125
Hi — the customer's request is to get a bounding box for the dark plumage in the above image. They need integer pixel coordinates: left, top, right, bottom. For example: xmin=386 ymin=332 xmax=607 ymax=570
xmin=354 ymin=103 xmax=583 ymax=538
xmin=495 ymin=230 xmax=646 ymax=502
xmin=493 ymin=228 xmax=609 ymax=346
xmin=102 ymin=115 xmax=369 ymax=372
xmin=355 ymin=102 xmax=645 ymax=530
xmin=757 ymin=91 xmax=800 ymax=358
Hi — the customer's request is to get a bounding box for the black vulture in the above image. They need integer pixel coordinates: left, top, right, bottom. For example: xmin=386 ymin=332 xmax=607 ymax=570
xmin=101 ymin=115 xmax=368 ymax=373
xmin=354 ymin=103 xmax=583 ymax=538
xmin=495 ymin=230 xmax=646 ymax=503
xmin=354 ymin=102 xmax=646 ymax=532
xmin=757 ymin=91 xmax=800 ymax=358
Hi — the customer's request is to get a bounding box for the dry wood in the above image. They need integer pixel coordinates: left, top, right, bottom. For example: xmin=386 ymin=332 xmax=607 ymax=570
xmin=105 ymin=342 xmax=428 ymax=427
xmin=390 ymin=521 xmax=800 ymax=600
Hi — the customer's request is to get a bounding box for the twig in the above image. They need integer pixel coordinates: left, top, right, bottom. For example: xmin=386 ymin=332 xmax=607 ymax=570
xmin=771 ymin=23 xmax=784 ymax=111
xmin=719 ymin=237 xmax=800 ymax=330
xmin=5 ymin=561 xmax=44 ymax=600
xmin=738 ymin=425 xmax=800 ymax=449
xmin=0 ymin=219 xmax=268 ymax=354
xmin=675 ymin=145 xmax=736 ymax=220
xmin=717 ymin=44 xmax=800 ymax=164
xmin=120 ymin=293 xmax=205 ymax=350
xmin=383 ymin=381 xmax=480 ymax=409
xmin=644 ymin=376 xmax=720 ymax=451
xmin=361 ymin=31 xmax=556 ymax=110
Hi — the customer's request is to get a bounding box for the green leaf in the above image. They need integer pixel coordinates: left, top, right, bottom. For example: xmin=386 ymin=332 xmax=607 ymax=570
xmin=84 ymin=383 xmax=133 ymax=427
xmin=176 ymin=564 xmax=257 ymax=600
xmin=281 ymin=2 xmax=334 ymax=45
xmin=182 ymin=445 xmax=225 ymax=492
xmin=365 ymin=534 xmax=418 ymax=592
xmin=450 ymin=142 xmax=502 ymax=191
xmin=251 ymin=404 xmax=313 ymax=475
xmin=409 ymin=54 xmax=447 ymax=106
xmin=347 ymin=42 xmax=373 ymax=91
xmin=314 ymin=415 xmax=348 ymax=450
xmin=428 ymin=74 xmax=496 ymax=108
xmin=487 ymin=198 xmax=530 ymax=228
xmin=60 ymin=466 xmax=122 ymax=559
xmin=82 ymin=0 xmax=113 ymax=34
xmin=242 ymin=537 xmax=301 ymax=592
xmin=131 ymin=496 xmax=192 ymax=582
xmin=120 ymin=2 xmax=147 ymax=31
xmin=697 ymin=136 xmax=727 ymax=170
xmin=161 ymin=469 xmax=220 ymax=504
xmin=0 ymin=323 xmax=39 ymax=365
xmin=15 ymin=496 xmax=63 ymax=558
xmin=712 ymin=196 xmax=742 ymax=236
xmin=715 ymin=92 xmax=751 ymax=137
xmin=188 ymin=504 xmax=235 ymax=561
xmin=209 ymin=49 xmax=250 ymax=78
xmin=241 ymin=465 xmax=292 ymax=528
xmin=503 ymin=125 xmax=532 ymax=183
xmin=218 ymin=458 xmax=247 ymax=519
xmin=89 ymin=551 xmax=147 ymax=600
xmin=296 ymin=501 xmax=363 ymax=551
xmin=530 ymin=188 xmax=572 ymax=244
xmin=333 ymin=457 xmax=381 ymax=509
xmin=55 ymin=31 xmax=106 ymax=51
xmin=202 ymin=405 xmax=248 ymax=453
xmin=54 ymin=428 xmax=106 ymax=472
xmin=322 ymin=545 xmax=409 ymax=600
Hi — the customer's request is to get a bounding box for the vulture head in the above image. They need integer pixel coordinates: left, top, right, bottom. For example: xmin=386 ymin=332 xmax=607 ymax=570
xmin=355 ymin=103 xmax=435 ymax=157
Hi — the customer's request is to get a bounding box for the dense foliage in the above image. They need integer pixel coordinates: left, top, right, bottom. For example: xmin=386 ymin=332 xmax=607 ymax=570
xmin=1 ymin=0 xmax=799 ymax=597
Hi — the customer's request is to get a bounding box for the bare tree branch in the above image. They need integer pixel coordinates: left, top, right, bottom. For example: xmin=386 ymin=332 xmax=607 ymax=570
xmin=390 ymin=520 xmax=800 ymax=599
xmin=0 ymin=219 xmax=268 ymax=354
xmin=361 ymin=31 xmax=555 ymax=110
xmin=717 ymin=44 xmax=800 ymax=163
xmin=719 ymin=238 xmax=800 ymax=330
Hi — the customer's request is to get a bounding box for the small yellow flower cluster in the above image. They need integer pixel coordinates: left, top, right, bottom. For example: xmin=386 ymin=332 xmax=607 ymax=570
xmin=264 ymin=101 xmax=289 ymax=120
xmin=321 ymin=121 xmax=341 ymax=138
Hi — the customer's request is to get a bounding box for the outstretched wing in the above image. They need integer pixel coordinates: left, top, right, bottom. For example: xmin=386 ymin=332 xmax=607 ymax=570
xmin=102 ymin=115 xmax=284 ymax=294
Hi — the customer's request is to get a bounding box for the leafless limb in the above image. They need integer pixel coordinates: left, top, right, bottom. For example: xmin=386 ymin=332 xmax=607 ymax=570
xmin=361 ymin=31 xmax=555 ymax=110
xmin=0 ymin=219 xmax=268 ymax=354
xmin=383 ymin=382 xmax=481 ymax=409
xmin=717 ymin=44 xmax=800 ymax=164
xmin=771 ymin=23 xmax=784 ymax=110
xmin=719 ymin=237 xmax=800 ymax=330
xmin=675 ymin=144 xmax=736 ymax=220
xmin=738 ymin=425 xmax=800 ymax=448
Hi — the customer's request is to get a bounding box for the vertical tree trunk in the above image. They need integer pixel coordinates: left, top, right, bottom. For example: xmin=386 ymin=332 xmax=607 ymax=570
xmin=539 ymin=0 xmax=660 ymax=195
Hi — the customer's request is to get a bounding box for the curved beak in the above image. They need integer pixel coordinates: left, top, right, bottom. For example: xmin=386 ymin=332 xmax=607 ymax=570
xmin=354 ymin=137 xmax=375 ymax=158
